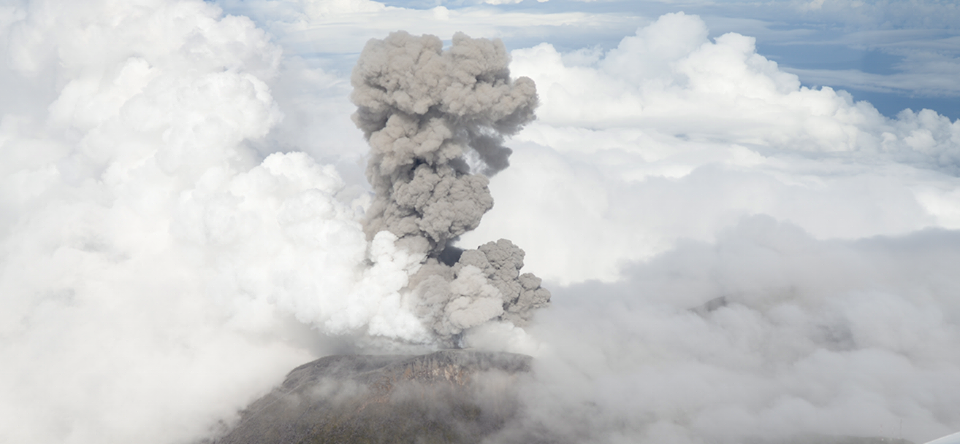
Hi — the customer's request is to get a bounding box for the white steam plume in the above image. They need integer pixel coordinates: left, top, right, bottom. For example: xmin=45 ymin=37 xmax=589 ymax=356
xmin=0 ymin=4 xmax=551 ymax=442
xmin=0 ymin=2 xmax=503 ymax=443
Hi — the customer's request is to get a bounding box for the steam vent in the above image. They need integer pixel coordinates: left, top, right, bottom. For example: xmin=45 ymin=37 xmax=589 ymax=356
xmin=212 ymin=350 xmax=531 ymax=444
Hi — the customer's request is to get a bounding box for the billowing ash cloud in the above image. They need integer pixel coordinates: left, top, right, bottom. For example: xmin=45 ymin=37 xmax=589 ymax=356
xmin=410 ymin=239 xmax=550 ymax=338
xmin=351 ymin=31 xmax=537 ymax=253
xmin=350 ymin=31 xmax=550 ymax=345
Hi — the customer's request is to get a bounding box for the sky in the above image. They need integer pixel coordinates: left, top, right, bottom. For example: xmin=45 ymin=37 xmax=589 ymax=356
xmin=1 ymin=0 xmax=960 ymax=443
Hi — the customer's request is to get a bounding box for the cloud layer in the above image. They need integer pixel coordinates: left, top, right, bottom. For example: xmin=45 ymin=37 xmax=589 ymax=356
xmin=464 ymin=12 xmax=960 ymax=284
xmin=2 ymin=2 xmax=960 ymax=444
xmin=1 ymin=1 xmax=437 ymax=442
xmin=505 ymin=217 xmax=960 ymax=443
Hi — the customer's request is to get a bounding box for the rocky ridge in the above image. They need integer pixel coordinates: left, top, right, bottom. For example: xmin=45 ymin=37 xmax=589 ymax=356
xmin=211 ymin=350 xmax=531 ymax=444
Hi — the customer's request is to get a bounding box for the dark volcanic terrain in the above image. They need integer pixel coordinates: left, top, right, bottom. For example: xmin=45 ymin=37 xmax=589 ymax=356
xmin=212 ymin=350 xmax=531 ymax=444
xmin=211 ymin=350 xmax=919 ymax=444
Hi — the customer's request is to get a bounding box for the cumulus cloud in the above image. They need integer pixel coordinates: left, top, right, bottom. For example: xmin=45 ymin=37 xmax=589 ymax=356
xmin=510 ymin=13 xmax=958 ymax=165
xmin=456 ymin=12 xmax=960 ymax=443
xmin=463 ymin=12 xmax=960 ymax=283
xmin=0 ymin=2 xmax=322 ymax=440
xmin=4 ymin=2 xmax=960 ymax=444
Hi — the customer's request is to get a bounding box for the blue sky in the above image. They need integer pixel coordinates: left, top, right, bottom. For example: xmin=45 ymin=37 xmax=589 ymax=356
xmin=218 ymin=0 xmax=960 ymax=120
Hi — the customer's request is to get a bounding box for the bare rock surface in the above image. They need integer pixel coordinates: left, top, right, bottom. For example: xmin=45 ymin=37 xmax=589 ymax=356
xmin=212 ymin=350 xmax=531 ymax=444
xmin=210 ymin=349 xmax=916 ymax=444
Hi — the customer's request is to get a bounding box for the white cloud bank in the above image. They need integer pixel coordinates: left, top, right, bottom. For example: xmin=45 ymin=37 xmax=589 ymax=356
xmin=464 ymin=12 xmax=960 ymax=283
xmin=461 ymin=13 xmax=960 ymax=444
xmin=0 ymin=1 xmax=433 ymax=443
xmin=509 ymin=218 xmax=960 ymax=444
xmin=2 ymin=2 xmax=960 ymax=444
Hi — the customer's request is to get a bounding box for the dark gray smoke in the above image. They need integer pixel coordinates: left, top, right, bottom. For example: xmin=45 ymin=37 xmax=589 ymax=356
xmin=351 ymin=31 xmax=549 ymax=346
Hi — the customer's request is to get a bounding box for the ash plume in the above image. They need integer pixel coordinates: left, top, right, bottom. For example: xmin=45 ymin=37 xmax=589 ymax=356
xmin=351 ymin=31 xmax=549 ymax=346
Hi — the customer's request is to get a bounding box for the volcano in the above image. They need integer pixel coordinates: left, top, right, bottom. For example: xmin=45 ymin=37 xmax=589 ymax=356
xmin=212 ymin=350 xmax=531 ymax=444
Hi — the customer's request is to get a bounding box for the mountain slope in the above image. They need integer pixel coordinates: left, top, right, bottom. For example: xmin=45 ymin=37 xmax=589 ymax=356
xmin=213 ymin=350 xmax=531 ymax=444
